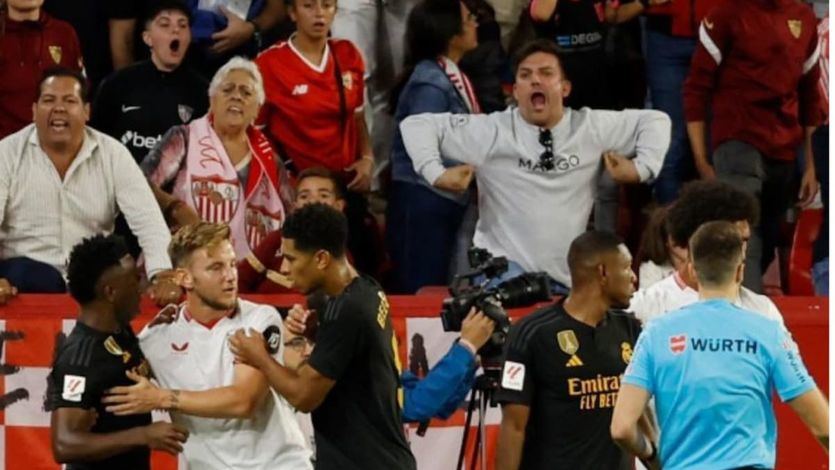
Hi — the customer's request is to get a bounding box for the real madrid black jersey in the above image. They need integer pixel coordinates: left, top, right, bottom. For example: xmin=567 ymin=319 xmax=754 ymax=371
xmin=495 ymin=302 xmax=642 ymax=470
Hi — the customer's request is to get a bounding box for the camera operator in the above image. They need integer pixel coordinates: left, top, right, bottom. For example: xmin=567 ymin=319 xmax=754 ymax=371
xmin=494 ymin=231 xmax=649 ymax=470
xmin=285 ymin=304 xmax=497 ymax=424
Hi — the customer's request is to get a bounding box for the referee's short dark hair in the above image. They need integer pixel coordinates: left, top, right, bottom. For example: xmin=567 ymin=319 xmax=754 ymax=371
xmin=690 ymin=221 xmax=745 ymax=288
xmin=282 ymin=203 xmax=348 ymax=258
xmin=567 ymin=230 xmax=624 ymax=278
xmin=666 ymin=180 xmax=759 ymax=248
xmin=67 ymin=234 xmax=130 ymax=305
xmin=512 ymin=39 xmax=567 ymax=79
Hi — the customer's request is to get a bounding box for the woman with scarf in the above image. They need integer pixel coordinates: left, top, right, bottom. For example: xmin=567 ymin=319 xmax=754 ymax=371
xmin=142 ymin=56 xmax=292 ymax=261
xmin=387 ymin=0 xmax=480 ymax=293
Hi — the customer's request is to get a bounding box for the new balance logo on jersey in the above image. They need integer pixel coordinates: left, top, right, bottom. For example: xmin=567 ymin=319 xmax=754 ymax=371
xmin=292 ymin=84 xmax=309 ymax=96
xmin=120 ymin=130 xmax=161 ymax=149
xmin=565 ymin=355 xmax=584 ymax=367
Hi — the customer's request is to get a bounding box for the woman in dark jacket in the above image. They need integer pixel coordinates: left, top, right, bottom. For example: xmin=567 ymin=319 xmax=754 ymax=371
xmin=387 ymin=0 xmax=479 ymax=294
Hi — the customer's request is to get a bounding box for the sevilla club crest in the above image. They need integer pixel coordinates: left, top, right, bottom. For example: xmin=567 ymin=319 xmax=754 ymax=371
xmin=788 ymin=20 xmax=802 ymax=39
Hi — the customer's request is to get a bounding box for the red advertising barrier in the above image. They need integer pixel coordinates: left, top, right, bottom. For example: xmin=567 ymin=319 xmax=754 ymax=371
xmin=0 ymin=294 xmax=827 ymax=470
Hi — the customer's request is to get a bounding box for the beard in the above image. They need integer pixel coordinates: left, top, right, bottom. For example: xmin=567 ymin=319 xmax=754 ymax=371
xmin=194 ymin=287 xmax=237 ymax=311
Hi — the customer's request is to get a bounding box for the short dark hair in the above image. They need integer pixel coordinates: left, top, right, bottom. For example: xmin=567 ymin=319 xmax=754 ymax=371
xmin=567 ymin=230 xmax=624 ymax=279
xmin=143 ymin=0 xmax=192 ymax=29
xmin=67 ymin=234 xmax=130 ymax=305
xmin=666 ymin=180 xmax=759 ymax=248
xmin=689 ymin=221 xmax=744 ymax=288
xmin=511 ymin=39 xmax=566 ymax=78
xmin=36 ymin=68 xmax=89 ymax=103
xmin=282 ymin=203 xmax=348 ymax=258
xmin=297 ymin=166 xmax=346 ymax=200
xmin=405 ymin=0 xmax=464 ymax=66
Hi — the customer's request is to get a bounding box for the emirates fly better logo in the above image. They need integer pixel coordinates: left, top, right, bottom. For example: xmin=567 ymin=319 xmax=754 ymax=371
xmin=669 ymin=335 xmax=687 ymax=355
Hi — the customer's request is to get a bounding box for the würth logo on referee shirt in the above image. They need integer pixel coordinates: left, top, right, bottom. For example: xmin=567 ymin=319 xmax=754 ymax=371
xmin=669 ymin=335 xmax=687 ymax=354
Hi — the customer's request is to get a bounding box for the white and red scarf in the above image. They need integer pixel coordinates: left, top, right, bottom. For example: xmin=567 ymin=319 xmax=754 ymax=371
xmin=172 ymin=115 xmax=286 ymax=259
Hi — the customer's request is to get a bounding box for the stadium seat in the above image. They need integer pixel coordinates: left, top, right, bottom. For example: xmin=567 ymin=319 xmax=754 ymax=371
xmin=787 ymin=208 xmax=824 ymax=296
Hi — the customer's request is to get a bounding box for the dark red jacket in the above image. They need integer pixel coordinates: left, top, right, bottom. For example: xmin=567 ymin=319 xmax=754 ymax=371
xmin=683 ymin=0 xmax=823 ymax=161
xmin=645 ymin=0 xmax=725 ymax=38
xmin=0 ymin=12 xmax=84 ymax=139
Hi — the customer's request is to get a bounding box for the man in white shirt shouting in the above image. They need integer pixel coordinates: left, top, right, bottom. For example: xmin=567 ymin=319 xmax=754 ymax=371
xmin=400 ymin=39 xmax=671 ymax=293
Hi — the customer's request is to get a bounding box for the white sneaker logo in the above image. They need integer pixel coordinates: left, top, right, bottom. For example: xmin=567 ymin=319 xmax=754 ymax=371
xmin=292 ymin=84 xmax=309 ymax=96
xmin=121 ymin=105 xmax=141 ymax=113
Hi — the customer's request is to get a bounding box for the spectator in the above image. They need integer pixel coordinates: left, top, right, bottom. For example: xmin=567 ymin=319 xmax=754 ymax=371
xmin=528 ymin=0 xmax=609 ymax=110
xmin=256 ymin=0 xmax=382 ymax=276
xmin=459 ymin=0 xmax=509 ymax=114
xmin=0 ymin=0 xmax=84 ymax=139
xmin=43 ymin=0 xmax=138 ymax=93
xmin=47 ymin=234 xmax=188 ymax=469
xmin=400 ymin=40 xmax=670 ymax=292
xmin=105 ymin=222 xmax=313 ymax=469
xmin=683 ymin=0 xmax=824 ymax=293
xmin=0 ymin=68 xmax=178 ymax=305
xmin=811 ymin=12 xmax=828 ymax=296
xmin=628 ymin=180 xmax=783 ymax=325
xmin=92 ymin=1 xmax=209 ymax=260
xmin=238 ymin=166 xmax=347 ymax=293
xmin=640 ymin=0 xmax=704 ymax=204
xmin=612 ymin=221 xmax=829 ymax=469
xmin=142 ymin=57 xmax=293 ymax=262
xmin=104 ymin=0 xmax=286 ymax=76
xmin=635 ymin=205 xmax=682 ymax=289
xmin=387 ymin=0 xmax=480 ymax=293
xmin=257 ymin=0 xmax=371 ymax=186
xmin=189 ymin=0 xmax=286 ymax=75
xmin=330 ymin=0 xmax=418 ymax=187
xmin=92 ymin=0 xmax=208 ymax=164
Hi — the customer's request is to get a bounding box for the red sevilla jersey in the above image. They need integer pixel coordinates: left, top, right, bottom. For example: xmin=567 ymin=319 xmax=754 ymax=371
xmin=256 ymin=38 xmax=365 ymax=174
xmin=683 ymin=0 xmax=822 ymax=161
xmin=0 ymin=12 xmax=84 ymax=139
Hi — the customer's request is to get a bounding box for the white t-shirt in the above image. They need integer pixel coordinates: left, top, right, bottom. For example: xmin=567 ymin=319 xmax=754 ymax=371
xmin=400 ymin=107 xmax=671 ymax=286
xmin=628 ymin=272 xmax=784 ymax=325
xmin=139 ymin=299 xmax=313 ymax=470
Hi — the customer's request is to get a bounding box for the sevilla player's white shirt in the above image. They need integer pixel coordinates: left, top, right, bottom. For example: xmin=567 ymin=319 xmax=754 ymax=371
xmin=628 ymin=272 xmax=784 ymax=325
xmin=139 ymin=299 xmax=313 ymax=469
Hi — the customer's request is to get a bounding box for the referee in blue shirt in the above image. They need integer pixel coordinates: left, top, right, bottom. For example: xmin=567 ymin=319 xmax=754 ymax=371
xmin=610 ymin=221 xmax=828 ymax=470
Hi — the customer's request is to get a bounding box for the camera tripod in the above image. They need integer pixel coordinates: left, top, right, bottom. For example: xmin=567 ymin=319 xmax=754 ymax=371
xmin=456 ymin=372 xmax=500 ymax=470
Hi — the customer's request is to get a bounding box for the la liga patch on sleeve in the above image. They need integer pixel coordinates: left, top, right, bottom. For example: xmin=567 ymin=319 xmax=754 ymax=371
xmin=263 ymin=325 xmax=282 ymax=355
xmin=62 ymin=375 xmax=86 ymax=402
xmin=501 ymin=361 xmax=525 ymax=391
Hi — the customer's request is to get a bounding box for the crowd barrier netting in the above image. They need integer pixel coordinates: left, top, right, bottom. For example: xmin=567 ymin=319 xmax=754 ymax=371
xmin=0 ymin=294 xmax=827 ymax=469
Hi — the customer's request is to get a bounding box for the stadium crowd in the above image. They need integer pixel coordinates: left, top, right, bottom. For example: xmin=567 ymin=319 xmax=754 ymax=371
xmin=0 ymin=0 xmax=829 ymax=468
